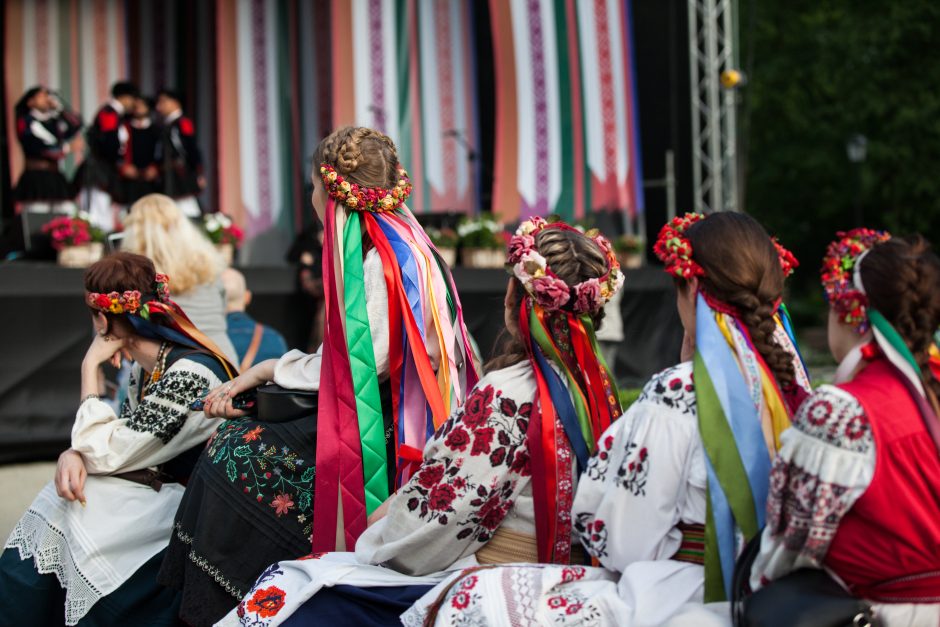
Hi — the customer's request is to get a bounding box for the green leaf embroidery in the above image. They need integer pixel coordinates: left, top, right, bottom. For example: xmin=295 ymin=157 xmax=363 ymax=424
xmin=233 ymin=445 xmax=252 ymax=458
xmin=226 ymin=459 xmax=237 ymax=483
xmin=301 ymin=467 xmax=315 ymax=483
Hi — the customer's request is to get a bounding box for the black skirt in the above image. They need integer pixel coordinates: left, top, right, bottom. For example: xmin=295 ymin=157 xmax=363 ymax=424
xmin=158 ymin=414 xmax=318 ymax=627
xmin=14 ymin=169 xmax=74 ymax=202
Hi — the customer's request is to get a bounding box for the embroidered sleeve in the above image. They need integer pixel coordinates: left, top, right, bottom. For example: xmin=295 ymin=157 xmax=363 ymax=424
xmin=355 ymin=371 xmax=535 ymax=576
xmin=572 ymin=362 xmax=703 ymax=570
xmin=751 ymin=385 xmax=875 ymax=588
xmin=72 ymin=359 xmax=224 ymax=474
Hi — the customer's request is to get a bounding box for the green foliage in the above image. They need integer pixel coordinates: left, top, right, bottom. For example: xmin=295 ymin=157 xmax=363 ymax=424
xmin=742 ymin=1 xmax=940 ymax=320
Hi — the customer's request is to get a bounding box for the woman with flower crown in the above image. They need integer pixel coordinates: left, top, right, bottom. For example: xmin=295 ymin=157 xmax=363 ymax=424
xmin=215 ymin=216 xmax=626 ymax=627
xmin=0 ymin=252 xmax=236 ymax=626
xmin=746 ymin=230 xmax=940 ymax=625
xmin=157 ymin=127 xmax=478 ymax=626
xmin=400 ymin=211 xmax=812 ymax=627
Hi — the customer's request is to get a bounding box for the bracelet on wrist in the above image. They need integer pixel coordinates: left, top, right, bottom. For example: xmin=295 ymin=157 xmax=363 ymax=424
xmin=82 ymin=393 xmax=101 ymax=404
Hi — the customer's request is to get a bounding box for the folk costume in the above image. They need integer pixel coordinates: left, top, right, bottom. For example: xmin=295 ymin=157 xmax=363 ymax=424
xmin=117 ymin=115 xmax=161 ymax=206
xmin=0 ymin=275 xmax=236 ymax=626
xmin=160 ymin=109 xmax=203 ymax=218
xmin=159 ymin=161 xmax=477 ymax=626
xmin=402 ymin=213 xmax=811 ymax=627
xmin=13 ymin=93 xmax=82 ymax=211
xmin=752 ymin=229 xmax=940 ymax=625
xmin=81 ymin=99 xmax=128 ymax=230
xmin=220 ymin=217 xmax=625 ymax=627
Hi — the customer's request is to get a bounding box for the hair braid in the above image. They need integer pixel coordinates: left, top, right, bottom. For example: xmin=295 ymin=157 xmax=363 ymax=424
xmin=314 ymin=126 xmax=400 ymax=190
xmin=684 ymin=212 xmax=796 ymax=389
xmin=486 ymin=227 xmax=611 ymax=372
xmin=863 ymin=236 xmax=940 ymax=400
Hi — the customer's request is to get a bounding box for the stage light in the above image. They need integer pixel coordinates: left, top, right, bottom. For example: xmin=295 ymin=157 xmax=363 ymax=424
xmin=720 ymin=69 xmax=746 ymax=89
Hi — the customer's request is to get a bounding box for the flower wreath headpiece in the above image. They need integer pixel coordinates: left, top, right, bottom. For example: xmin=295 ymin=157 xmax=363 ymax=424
xmin=821 ymin=227 xmax=891 ymax=332
xmin=87 ymin=273 xmax=171 ymax=317
xmin=653 ymin=212 xmax=799 ymax=280
xmin=508 ymin=217 xmax=624 ymax=314
xmin=319 ymin=163 xmax=413 ymax=213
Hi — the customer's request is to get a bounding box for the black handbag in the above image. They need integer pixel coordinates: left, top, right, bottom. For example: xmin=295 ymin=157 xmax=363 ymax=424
xmin=255 ymin=383 xmax=318 ymax=423
xmin=732 ymin=532 xmax=881 ymax=627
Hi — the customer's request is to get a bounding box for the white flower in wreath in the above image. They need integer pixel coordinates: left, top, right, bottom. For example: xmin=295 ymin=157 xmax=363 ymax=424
xmin=513 ymin=250 xmax=548 ymax=284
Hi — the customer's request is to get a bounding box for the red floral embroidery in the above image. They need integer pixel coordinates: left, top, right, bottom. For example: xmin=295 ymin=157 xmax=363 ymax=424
xmin=471 ymin=427 xmax=495 ymax=455
xmin=417 ymin=463 xmax=445 ymax=489
xmin=243 ymin=426 xmax=264 ymax=442
xmin=462 ymin=386 xmax=495 ymax=428
xmin=451 ymin=591 xmax=471 ymax=609
xmin=428 ymin=484 xmax=458 ymax=511
xmin=270 ymin=493 xmax=295 ymax=516
xmin=548 ymin=596 xmax=567 ymax=608
xmin=444 ymin=426 xmax=471 ymax=451
xmin=246 ymin=586 xmax=286 ymax=618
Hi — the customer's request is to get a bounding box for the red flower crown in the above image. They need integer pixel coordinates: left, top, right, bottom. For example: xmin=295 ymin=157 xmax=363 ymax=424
xmin=653 ymin=212 xmax=798 ymax=280
xmin=821 ymin=228 xmax=891 ymax=332
xmin=319 ymin=163 xmax=412 ymax=213
xmin=87 ymin=273 xmax=171 ymax=316
xmin=507 ymin=217 xmax=624 ymax=315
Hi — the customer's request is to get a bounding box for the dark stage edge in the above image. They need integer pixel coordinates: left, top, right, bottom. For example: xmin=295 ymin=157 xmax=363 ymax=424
xmin=0 ymin=262 xmax=679 ymax=464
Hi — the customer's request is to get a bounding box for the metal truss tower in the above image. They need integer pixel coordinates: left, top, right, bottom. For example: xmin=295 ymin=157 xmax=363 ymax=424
xmin=688 ymin=0 xmax=738 ymax=213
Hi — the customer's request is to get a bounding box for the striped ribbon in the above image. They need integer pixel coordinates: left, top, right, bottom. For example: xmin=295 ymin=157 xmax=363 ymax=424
xmin=694 ymin=293 xmax=774 ymax=601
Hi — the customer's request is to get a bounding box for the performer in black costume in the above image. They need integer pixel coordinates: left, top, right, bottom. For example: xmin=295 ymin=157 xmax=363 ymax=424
xmin=13 ymin=85 xmax=83 ymax=213
xmin=81 ymin=81 xmax=139 ymax=231
xmin=156 ymin=89 xmax=204 ymax=218
xmin=117 ymin=96 xmax=162 ymax=208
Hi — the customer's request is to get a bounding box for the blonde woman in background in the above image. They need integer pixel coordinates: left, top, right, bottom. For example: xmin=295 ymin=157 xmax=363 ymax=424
xmin=122 ymin=194 xmax=238 ymax=364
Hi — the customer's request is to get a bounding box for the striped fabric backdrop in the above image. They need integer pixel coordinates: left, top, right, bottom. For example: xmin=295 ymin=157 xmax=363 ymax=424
xmin=4 ymin=0 xmax=643 ymax=243
xmin=327 ymin=0 xmax=480 ymax=216
xmin=4 ymin=0 xmax=128 ymax=179
xmin=489 ymin=0 xmax=644 ymax=222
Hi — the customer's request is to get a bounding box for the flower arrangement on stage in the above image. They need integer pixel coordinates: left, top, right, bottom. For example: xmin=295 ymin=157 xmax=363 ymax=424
xmin=457 ymin=213 xmax=505 ymax=268
xmin=614 ymin=234 xmax=646 ymax=270
xmin=457 ymin=213 xmax=505 ymax=250
xmin=426 ymin=226 xmax=459 ymax=249
xmin=203 ymin=213 xmax=245 ymax=246
xmin=42 ymin=214 xmax=104 ymax=251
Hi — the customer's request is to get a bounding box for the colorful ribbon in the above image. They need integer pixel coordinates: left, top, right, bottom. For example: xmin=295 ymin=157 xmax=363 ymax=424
xmin=312 ymin=199 xmax=478 ymax=551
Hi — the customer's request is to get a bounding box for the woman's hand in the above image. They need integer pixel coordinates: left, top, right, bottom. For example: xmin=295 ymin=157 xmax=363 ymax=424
xmin=83 ymin=333 xmax=126 ymax=370
xmin=680 ymin=331 xmax=696 ymax=363
xmin=55 ymin=449 xmax=87 ymax=505
xmin=203 ymin=359 xmax=277 ymax=419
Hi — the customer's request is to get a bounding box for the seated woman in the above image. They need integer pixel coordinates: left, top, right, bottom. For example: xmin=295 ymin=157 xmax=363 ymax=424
xmin=217 ymin=216 xmax=626 ymax=627
xmin=750 ymin=230 xmax=940 ymax=625
xmin=0 ymin=252 xmax=235 ymax=626
xmin=403 ymin=212 xmax=812 ymax=627
xmin=158 ymin=126 xmax=477 ymax=626
xmin=122 ymin=193 xmax=239 ymax=365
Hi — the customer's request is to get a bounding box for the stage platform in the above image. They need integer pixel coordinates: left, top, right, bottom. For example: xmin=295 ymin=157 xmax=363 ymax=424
xmin=0 ymin=263 xmax=679 ymax=463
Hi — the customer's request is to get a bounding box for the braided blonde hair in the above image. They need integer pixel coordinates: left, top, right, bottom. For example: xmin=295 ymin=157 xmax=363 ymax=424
xmin=314 ymin=126 xmax=400 ymax=190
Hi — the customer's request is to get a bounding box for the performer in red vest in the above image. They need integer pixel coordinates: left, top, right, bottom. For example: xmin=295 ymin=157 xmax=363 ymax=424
xmin=752 ymin=228 xmax=940 ymax=624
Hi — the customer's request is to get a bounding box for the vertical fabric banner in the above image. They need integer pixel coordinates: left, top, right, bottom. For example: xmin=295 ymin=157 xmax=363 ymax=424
xmin=5 ymin=0 xmax=128 ymax=183
xmin=332 ymin=0 xmax=479 ymax=215
xmin=489 ymin=0 xmax=644 ymax=222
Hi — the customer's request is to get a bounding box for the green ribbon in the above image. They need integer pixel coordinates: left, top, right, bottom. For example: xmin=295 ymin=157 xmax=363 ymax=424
xmin=694 ymin=351 xmax=760 ymax=601
xmin=869 ymin=310 xmax=922 ymax=375
xmin=342 ymin=212 xmax=388 ymax=514
xmin=529 ymin=309 xmax=594 ymax=451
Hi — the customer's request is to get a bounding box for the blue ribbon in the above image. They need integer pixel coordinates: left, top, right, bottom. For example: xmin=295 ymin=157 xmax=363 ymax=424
xmin=696 ymin=293 xmax=772 ymax=592
xmin=532 ymin=341 xmax=590 ymax=473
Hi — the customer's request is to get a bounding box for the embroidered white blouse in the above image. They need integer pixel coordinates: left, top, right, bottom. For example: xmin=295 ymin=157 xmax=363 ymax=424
xmin=220 ymin=360 xmax=562 ymax=627
xmin=4 ymin=357 xmax=224 ymax=625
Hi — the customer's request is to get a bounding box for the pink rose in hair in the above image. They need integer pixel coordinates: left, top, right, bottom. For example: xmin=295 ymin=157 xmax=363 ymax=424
xmin=531 ymin=276 xmax=570 ymax=310
xmin=508 ymin=234 xmax=536 ymax=264
xmin=574 ymin=279 xmax=602 ymax=313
